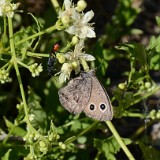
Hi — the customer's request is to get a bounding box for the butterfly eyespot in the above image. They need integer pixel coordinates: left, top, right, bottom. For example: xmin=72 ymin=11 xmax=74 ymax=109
xmin=100 ymin=104 xmax=106 ymax=110
xmin=90 ymin=104 xmax=95 ymax=110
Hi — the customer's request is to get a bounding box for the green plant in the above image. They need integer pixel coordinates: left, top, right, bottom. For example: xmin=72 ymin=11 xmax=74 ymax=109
xmin=1 ymin=0 xmax=160 ymax=159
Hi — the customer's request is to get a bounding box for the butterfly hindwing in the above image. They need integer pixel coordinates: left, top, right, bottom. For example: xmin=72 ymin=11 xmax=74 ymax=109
xmin=83 ymin=76 xmax=113 ymax=121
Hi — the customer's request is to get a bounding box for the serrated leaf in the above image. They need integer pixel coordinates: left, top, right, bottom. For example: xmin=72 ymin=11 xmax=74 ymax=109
xmin=94 ymin=136 xmax=132 ymax=160
xmin=70 ymin=120 xmax=82 ymax=132
xmin=112 ymin=88 xmax=135 ymax=117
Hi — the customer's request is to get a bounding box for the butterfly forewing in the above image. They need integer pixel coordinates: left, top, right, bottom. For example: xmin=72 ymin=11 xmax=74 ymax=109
xmin=58 ymin=75 xmax=92 ymax=114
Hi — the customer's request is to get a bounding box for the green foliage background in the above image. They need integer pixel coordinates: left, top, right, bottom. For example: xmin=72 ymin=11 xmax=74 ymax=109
xmin=1 ymin=0 xmax=160 ymax=159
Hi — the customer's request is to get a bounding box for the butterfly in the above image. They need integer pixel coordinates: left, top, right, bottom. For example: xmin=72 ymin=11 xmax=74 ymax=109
xmin=58 ymin=70 xmax=113 ymax=121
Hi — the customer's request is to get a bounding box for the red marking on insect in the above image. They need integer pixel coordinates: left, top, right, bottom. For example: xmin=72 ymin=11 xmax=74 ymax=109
xmin=52 ymin=41 xmax=61 ymax=53
xmin=47 ymin=41 xmax=61 ymax=75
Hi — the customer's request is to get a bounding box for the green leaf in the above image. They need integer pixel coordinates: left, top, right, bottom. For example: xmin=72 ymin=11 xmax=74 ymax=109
xmin=70 ymin=120 xmax=82 ymax=131
xmin=138 ymin=142 xmax=160 ymax=160
xmin=134 ymin=43 xmax=147 ymax=66
xmin=116 ymin=42 xmax=148 ymax=67
xmin=130 ymin=28 xmax=143 ymax=35
xmin=27 ymin=87 xmax=47 ymax=131
xmin=148 ymin=36 xmax=160 ymax=50
xmin=77 ymin=136 xmax=87 ymax=144
xmin=70 ymin=120 xmax=90 ymax=132
xmin=14 ymin=26 xmax=36 ymax=47
xmin=94 ymin=136 xmax=132 ymax=160
xmin=148 ymin=36 xmax=160 ymax=70
xmin=115 ymin=0 xmax=140 ymax=26
xmin=112 ymin=88 xmax=135 ymax=117
xmin=2 ymin=149 xmax=12 ymax=160
xmin=156 ymin=16 xmax=160 ymax=26
xmin=3 ymin=117 xmax=26 ymax=136
xmin=92 ymin=42 xmax=116 ymax=76
xmin=0 ymin=143 xmax=28 ymax=159
xmin=149 ymin=52 xmax=160 ymax=70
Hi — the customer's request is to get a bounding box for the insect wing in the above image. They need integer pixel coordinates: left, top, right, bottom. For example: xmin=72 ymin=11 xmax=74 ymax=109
xmin=83 ymin=76 xmax=113 ymax=121
xmin=58 ymin=76 xmax=92 ymax=114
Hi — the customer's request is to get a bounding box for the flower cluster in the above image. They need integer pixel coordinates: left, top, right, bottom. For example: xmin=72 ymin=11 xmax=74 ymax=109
xmin=0 ymin=69 xmax=12 ymax=84
xmin=59 ymin=0 xmax=95 ymax=39
xmin=23 ymin=121 xmax=60 ymax=159
xmin=0 ymin=0 xmax=20 ymax=18
xmin=57 ymin=0 xmax=96 ymax=83
xmin=29 ymin=63 xmax=43 ymax=77
xmin=57 ymin=40 xmax=95 ymax=83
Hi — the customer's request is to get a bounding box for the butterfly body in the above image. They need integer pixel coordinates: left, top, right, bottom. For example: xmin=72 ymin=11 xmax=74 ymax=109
xmin=58 ymin=70 xmax=113 ymax=121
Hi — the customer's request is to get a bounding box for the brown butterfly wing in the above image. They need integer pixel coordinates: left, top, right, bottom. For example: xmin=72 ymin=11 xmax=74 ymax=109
xmin=83 ymin=76 xmax=113 ymax=121
xmin=58 ymin=76 xmax=92 ymax=114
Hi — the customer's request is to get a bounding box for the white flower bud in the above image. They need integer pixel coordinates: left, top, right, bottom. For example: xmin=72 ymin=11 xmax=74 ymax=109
xmin=61 ymin=15 xmax=71 ymax=25
xmin=61 ymin=63 xmax=72 ymax=73
xmin=59 ymin=142 xmax=66 ymax=150
xmin=72 ymin=61 xmax=78 ymax=68
xmin=39 ymin=140 xmax=46 ymax=148
xmin=29 ymin=114 xmax=35 ymax=121
xmin=76 ymin=0 xmax=87 ymax=12
xmin=144 ymin=82 xmax=151 ymax=89
xmin=57 ymin=53 xmax=66 ymax=64
xmin=29 ymin=63 xmax=43 ymax=77
xmin=71 ymin=36 xmax=79 ymax=45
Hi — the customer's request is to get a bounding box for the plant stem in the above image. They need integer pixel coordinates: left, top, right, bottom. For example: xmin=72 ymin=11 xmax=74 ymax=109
xmin=51 ymin=0 xmax=60 ymax=14
xmin=8 ymin=17 xmax=30 ymax=125
xmin=106 ymin=121 xmax=135 ymax=160
xmin=17 ymin=60 xmax=29 ymax=69
xmin=123 ymin=112 xmax=145 ymax=118
xmin=130 ymin=119 xmax=156 ymax=140
xmin=2 ymin=17 xmax=7 ymax=44
xmin=27 ymin=51 xmax=48 ymax=58
xmin=16 ymin=25 xmax=56 ymax=46
xmin=128 ymin=58 xmax=135 ymax=84
xmin=3 ymin=125 xmax=15 ymax=144
xmin=64 ymin=121 xmax=98 ymax=144
xmin=132 ymin=85 xmax=160 ymax=106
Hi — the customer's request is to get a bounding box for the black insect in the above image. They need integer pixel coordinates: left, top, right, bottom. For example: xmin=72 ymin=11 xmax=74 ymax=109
xmin=47 ymin=41 xmax=61 ymax=75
